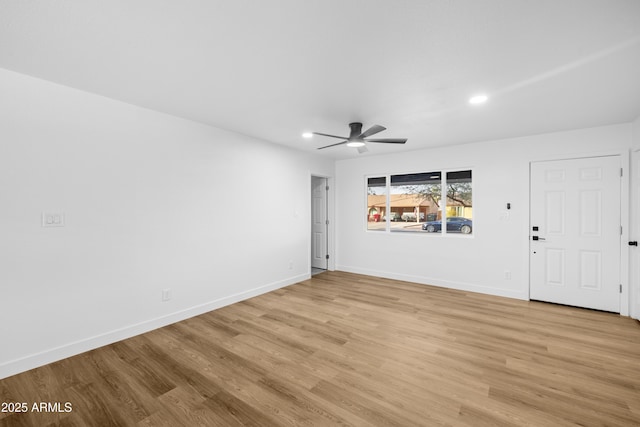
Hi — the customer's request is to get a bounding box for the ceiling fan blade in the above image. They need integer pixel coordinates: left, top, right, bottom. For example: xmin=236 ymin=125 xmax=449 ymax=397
xmin=357 ymin=145 xmax=369 ymax=154
xmin=360 ymin=124 xmax=386 ymax=139
xmin=317 ymin=140 xmax=348 ymax=150
xmin=365 ymin=138 xmax=407 ymax=144
xmin=312 ymin=132 xmax=348 ymax=140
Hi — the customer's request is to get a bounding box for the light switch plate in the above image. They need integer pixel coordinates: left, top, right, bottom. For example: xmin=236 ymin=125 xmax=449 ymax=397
xmin=42 ymin=211 xmax=65 ymax=227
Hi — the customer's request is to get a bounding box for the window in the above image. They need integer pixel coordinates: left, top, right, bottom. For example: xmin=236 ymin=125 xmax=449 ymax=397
xmin=390 ymin=172 xmax=441 ymax=233
xmin=365 ymin=170 xmax=472 ymax=235
xmin=367 ymin=177 xmax=386 ymax=231
xmin=445 ymin=170 xmax=473 ymax=234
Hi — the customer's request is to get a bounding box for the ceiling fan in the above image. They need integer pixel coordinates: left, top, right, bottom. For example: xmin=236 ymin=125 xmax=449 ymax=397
xmin=313 ymin=122 xmax=407 ymax=153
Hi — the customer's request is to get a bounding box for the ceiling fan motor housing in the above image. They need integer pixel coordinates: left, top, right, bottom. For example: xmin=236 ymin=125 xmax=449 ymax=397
xmin=349 ymin=122 xmax=364 ymax=139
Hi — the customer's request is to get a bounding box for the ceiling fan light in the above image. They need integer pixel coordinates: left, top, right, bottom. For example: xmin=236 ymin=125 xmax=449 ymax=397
xmin=346 ymin=141 xmax=366 ymax=148
xmin=469 ymin=94 xmax=488 ymax=105
xmin=302 ymin=132 xmax=313 ymax=138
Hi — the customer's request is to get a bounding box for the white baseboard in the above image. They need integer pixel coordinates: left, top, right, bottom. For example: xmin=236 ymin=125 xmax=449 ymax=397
xmin=336 ymin=265 xmax=529 ymax=301
xmin=0 ymin=273 xmax=309 ymax=380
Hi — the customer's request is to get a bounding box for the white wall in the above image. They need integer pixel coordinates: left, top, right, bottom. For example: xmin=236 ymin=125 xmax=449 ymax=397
xmin=336 ymin=124 xmax=632 ymax=303
xmin=0 ymin=68 xmax=334 ymax=379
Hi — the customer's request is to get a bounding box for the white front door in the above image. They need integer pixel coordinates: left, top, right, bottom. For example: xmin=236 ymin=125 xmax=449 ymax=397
xmin=311 ymin=176 xmax=328 ymax=269
xmin=530 ymin=156 xmax=621 ymax=312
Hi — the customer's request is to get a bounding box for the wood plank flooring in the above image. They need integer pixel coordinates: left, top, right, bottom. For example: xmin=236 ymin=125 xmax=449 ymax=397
xmin=1 ymin=271 xmax=639 ymax=426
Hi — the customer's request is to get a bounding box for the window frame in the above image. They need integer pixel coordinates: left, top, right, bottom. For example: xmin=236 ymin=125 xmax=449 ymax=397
xmin=365 ymin=176 xmax=389 ymax=232
xmin=365 ymin=168 xmax=474 ymax=237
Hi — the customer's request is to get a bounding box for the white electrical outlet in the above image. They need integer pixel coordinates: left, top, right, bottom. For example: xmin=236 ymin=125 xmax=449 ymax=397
xmin=504 ymin=270 xmax=512 ymax=280
xmin=162 ymin=288 xmax=172 ymax=301
xmin=288 ymin=260 xmax=293 ymax=270
xmin=42 ymin=211 xmax=65 ymax=227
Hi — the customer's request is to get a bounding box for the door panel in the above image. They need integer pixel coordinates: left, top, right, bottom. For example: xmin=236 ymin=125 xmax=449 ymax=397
xmin=530 ymin=156 xmax=621 ymax=312
xmin=545 ymin=248 xmax=565 ymax=286
xmin=579 ymin=190 xmax=601 ymax=236
xmin=579 ymin=250 xmax=601 ymax=290
xmin=545 ymin=191 xmax=565 ymax=234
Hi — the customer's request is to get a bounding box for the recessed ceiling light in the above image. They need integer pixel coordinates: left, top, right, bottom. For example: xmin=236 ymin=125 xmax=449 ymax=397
xmin=302 ymin=132 xmax=313 ymax=138
xmin=469 ymin=94 xmax=488 ymax=105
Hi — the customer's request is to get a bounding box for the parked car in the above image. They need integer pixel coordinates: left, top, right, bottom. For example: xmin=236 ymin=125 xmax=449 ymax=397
xmin=401 ymin=213 xmax=417 ymax=222
xmin=422 ymin=217 xmax=472 ymax=234
xmin=387 ymin=213 xmax=402 ymax=222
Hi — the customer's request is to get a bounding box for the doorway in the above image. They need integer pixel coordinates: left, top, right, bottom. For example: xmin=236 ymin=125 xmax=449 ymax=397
xmin=529 ymin=156 xmax=622 ymax=312
xmin=311 ymin=176 xmax=328 ymax=274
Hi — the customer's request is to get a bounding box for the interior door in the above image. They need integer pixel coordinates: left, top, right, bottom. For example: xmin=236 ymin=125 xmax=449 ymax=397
xmin=631 ymin=151 xmax=640 ymax=320
xmin=311 ymin=176 xmax=328 ymax=270
xmin=530 ymin=156 xmax=621 ymax=312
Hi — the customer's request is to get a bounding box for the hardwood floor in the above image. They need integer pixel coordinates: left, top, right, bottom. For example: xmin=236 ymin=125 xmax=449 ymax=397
xmin=1 ymin=271 xmax=639 ymax=426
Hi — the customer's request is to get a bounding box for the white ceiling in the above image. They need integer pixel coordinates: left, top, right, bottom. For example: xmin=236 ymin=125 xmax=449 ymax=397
xmin=1 ymin=0 xmax=640 ymax=159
